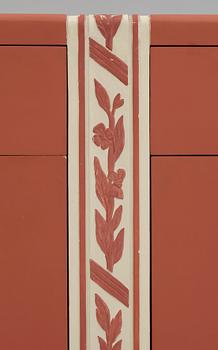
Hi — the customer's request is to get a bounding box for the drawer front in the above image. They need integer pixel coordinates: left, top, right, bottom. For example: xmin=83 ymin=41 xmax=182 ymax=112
xmin=151 ymin=47 xmax=218 ymax=155
xmin=0 ymin=156 xmax=67 ymax=349
xmin=0 ymin=46 xmax=66 ymax=155
xmin=152 ymin=156 xmax=218 ymax=350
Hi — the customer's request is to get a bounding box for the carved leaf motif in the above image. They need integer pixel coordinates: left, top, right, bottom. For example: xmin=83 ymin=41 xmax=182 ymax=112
xmin=108 ymin=183 xmax=123 ymax=200
xmin=112 ymin=340 xmax=122 ymax=350
xmin=98 ymin=337 xmax=107 ymax=350
xmin=96 ymin=294 xmax=123 ymax=350
xmin=111 ymin=205 xmax=122 ymax=230
xmin=95 ymin=209 xmax=107 ymax=253
xmin=111 ymin=16 xmax=122 ymax=38
xmin=93 ymin=77 xmax=125 ymax=348
xmin=114 ymin=116 xmax=125 ymax=161
xmin=113 ymin=228 xmax=124 ymax=264
xmin=95 ymin=15 xmax=122 ymax=51
xmin=113 ymin=93 xmax=124 ymax=110
xmin=94 ymin=157 xmax=108 ymax=209
xmin=94 ymin=79 xmax=110 ymax=114
xmin=110 ymin=310 xmax=122 ymax=344
xmin=95 ymin=294 xmax=110 ymax=332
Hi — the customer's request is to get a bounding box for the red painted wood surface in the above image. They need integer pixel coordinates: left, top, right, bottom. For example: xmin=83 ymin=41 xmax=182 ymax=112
xmin=151 ymin=15 xmax=218 ymax=45
xmin=0 ymin=156 xmax=67 ymax=349
xmin=0 ymin=14 xmax=66 ymax=45
xmin=152 ymin=156 xmax=218 ymax=350
xmin=151 ymin=47 xmax=218 ymax=155
xmin=0 ymin=46 xmax=66 ymax=155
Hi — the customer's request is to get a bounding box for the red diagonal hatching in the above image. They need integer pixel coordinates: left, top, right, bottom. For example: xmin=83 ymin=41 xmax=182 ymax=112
xmin=90 ymin=259 xmax=129 ymax=307
xmin=89 ymin=37 xmax=128 ymax=85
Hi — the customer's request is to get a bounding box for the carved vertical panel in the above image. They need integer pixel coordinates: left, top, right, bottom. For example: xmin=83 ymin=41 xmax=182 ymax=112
xmin=67 ymin=15 xmax=150 ymax=350
xmin=88 ymin=15 xmax=131 ymax=350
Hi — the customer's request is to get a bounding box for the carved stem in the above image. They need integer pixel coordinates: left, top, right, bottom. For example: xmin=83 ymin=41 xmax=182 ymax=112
xmin=106 ymin=35 xmax=113 ymax=51
xmin=105 ymin=108 xmax=116 ymax=272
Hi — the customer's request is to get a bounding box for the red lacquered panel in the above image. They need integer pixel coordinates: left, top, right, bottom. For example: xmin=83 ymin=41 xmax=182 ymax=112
xmin=0 ymin=46 xmax=66 ymax=155
xmin=0 ymin=156 xmax=67 ymax=349
xmin=152 ymin=156 xmax=218 ymax=350
xmin=0 ymin=14 xmax=66 ymax=45
xmin=151 ymin=15 xmax=218 ymax=46
xmin=151 ymin=47 xmax=218 ymax=155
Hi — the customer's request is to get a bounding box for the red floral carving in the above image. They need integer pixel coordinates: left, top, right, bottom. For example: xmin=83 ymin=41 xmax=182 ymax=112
xmin=93 ymin=79 xmax=125 ymax=272
xmin=95 ymin=294 xmax=122 ymax=350
xmin=95 ymin=15 xmax=122 ymax=51
xmin=93 ymin=123 xmax=113 ymax=150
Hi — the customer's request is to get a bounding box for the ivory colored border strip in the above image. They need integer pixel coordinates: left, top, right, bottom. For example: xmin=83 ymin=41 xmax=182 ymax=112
xmin=67 ymin=16 xmax=80 ymax=350
xmin=68 ymin=15 xmax=150 ymax=350
xmin=139 ymin=15 xmax=150 ymax=350
xmin=132 ymin=15 xmax=140 ymax=350
xmin=78 ymin=15 xmax=87 ymax=350
xmin=151 ymin=15 xmax=218 ymax=45
xmin=0 ymin=14 xmax=66 ymax=45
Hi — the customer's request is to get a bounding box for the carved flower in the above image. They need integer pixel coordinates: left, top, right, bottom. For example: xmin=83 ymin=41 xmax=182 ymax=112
xmin=108 ymin=169 xmax=126 ymax=199
xmin=95 ymin=15 xmax=122 ymax=51
xmin=93 ymin=123 xmax=113 ymax=150
xmin=109 ymin=169 xmax=126 ymax=188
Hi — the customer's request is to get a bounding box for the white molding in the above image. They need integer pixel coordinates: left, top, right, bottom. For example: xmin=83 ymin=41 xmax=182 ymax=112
xmin=139 ymin=15 xmax=150 ymax=350
xmin=67 ymin=15 xmax=80 ymax=350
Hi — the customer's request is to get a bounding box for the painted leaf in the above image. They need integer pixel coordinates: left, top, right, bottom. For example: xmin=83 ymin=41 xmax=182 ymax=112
xmin=94 ymin=79 xmax=110 ymax=114
xmin=94 ymin=157 xmax=108 ymax=209
xmin=107 ymin=196 xmax=115 ymax=223
xmin=111 ymin=15 xmax=122 ymax=38
xmin=95 ymin=15 xmax=122 ymax=51
xmin=114 ymin=116 xmax=125 ymax=161
xmin=95 ymin=15 xmax=108 ymax=38
xmin=109 ymin=183 xmax=123 ymax=200
xmin=98 ymin=337 xmax=107 ymax=350
xmin=110 ymin=310 xmax=122 ymax=344
xmin=113 ymin=228 xmax=124 ymax=264
xmin=113 ymin=93 xmax=124 ymax=110
xmin=111 ymin=205 xmax=122 ymax=230
xmin=112 ymin=340 xmax=122 ymax=350
xmin=95 ymin=294 xmax=110 ymax=332
xmin=95 ymin=209 xmax=107 ymax=253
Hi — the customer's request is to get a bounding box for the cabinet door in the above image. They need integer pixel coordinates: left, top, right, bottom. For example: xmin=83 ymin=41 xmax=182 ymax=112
xmin=0 ymin=46 xmax=66 ymax=155
xmin=151 ymin=47 xmax=218 ymax=155
xmin=0 ymin=156 xmax=67 ymax=349
xmin=152 ymin=156 xmax=218 ymax=350
xmin=0 ymin=16 xmax=67 ymax=349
